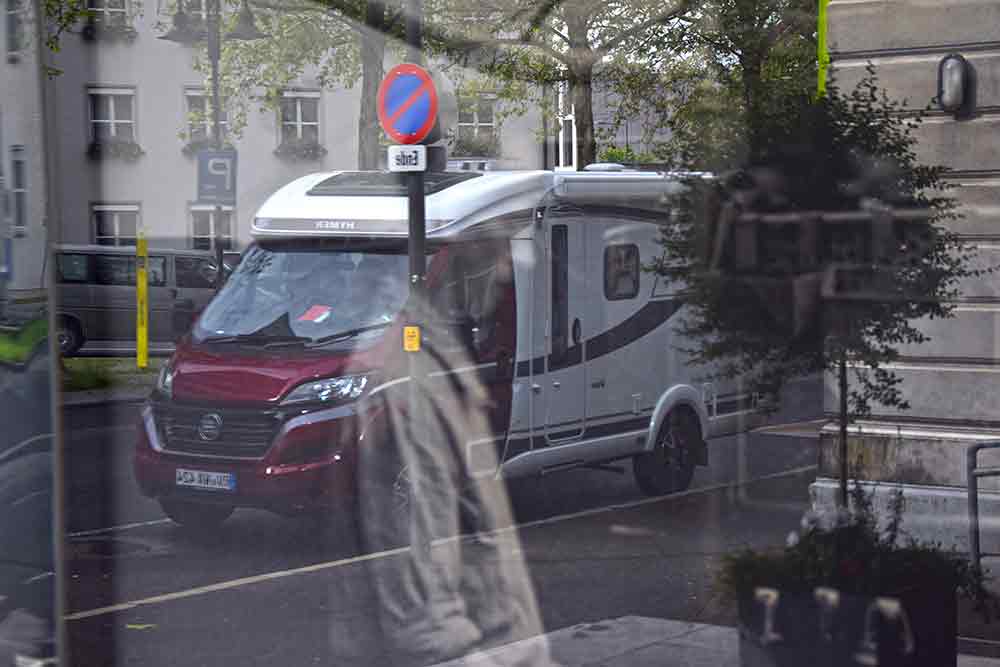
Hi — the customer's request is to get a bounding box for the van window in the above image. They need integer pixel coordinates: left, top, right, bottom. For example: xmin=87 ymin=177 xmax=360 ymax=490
xmin=176 ymin=256 xmax=218 ymax=289
xmin=94 ymin=254 xmax=166 ymax=287
xmin=57 ymin=254 xmax=90 ymax=283
xmin=551 ymin=225 xmax=569 ymax=360
xmin=604 ymin=244 xmax=639 ymax=300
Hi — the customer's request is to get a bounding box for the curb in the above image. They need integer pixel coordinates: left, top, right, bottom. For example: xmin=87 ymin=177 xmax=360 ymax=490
xmin=61 ymin=389 xmax=151 ymax=408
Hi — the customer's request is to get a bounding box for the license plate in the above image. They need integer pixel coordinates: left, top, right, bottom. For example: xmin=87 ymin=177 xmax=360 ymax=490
xmin=175 ymin=468 xmax=236 ymax=492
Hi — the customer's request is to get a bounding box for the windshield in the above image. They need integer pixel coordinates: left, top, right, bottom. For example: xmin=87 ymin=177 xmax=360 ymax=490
xmin=194 ymin=243 xmax=411 ymax=344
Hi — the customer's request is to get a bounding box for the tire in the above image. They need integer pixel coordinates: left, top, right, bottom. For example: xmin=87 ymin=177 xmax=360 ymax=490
xmin=160 ymin=499 xmax=234 ymax=531
xmin=633 ymin=407 xmax=701 ymax=496
xmin=56 ymin=317 xmax=84 ymax=357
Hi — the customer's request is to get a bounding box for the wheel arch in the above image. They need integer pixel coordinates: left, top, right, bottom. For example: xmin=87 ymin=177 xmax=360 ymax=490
xmin=643 ymin=384 xmax=709 ymax=453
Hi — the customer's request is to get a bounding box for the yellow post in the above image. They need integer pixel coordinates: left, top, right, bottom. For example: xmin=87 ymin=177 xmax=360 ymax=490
xmin=136 ymin=228 xmax=148 ymax=369
xmin=817 ymin=0 xmax=830 ymax=97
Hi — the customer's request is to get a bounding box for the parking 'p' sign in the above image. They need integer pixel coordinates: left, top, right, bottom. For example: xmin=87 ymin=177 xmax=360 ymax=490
xmin=377 ymin=64 xmax=439 ymax=145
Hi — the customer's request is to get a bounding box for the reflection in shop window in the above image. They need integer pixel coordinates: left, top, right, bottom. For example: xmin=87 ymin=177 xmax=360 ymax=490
xmin=57 ymin=254 xmax=90 ymax=283
xmin=92 ymin=204 xmax=139 ymax=246
xmin=280 ymin=91 xmax=320 ymax=144
xmin=191 ymin=206 xmax=232 ymax=251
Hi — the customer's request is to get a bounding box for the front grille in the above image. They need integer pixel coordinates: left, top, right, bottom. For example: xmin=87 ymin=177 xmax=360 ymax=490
xmin=154 ymin=403 xmax=283 ymax=459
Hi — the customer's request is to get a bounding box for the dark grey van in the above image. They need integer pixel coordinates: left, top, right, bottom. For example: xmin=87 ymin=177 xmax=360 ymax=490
xmin=52 ymin=245 xmax=226 ymax=355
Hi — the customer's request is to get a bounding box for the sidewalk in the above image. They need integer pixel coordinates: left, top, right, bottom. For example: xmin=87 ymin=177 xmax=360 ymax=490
xmin=436 ymin=616 xmax=1000 ymax=666
xmin=61 ymin=386 xmax=151 ymax=408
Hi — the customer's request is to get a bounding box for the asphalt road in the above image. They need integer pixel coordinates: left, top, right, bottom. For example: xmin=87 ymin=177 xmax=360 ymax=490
xmin=60 ymin=377 xmax=826 ymax=666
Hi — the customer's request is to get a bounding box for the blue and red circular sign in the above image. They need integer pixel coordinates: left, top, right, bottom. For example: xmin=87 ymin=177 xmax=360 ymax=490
xmin=377 ymin=64 xmax=439 ymax=145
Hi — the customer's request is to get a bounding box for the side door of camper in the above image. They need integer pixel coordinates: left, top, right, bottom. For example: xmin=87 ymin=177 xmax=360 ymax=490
xmin=542 ymin=214 xmax=589 ymax=442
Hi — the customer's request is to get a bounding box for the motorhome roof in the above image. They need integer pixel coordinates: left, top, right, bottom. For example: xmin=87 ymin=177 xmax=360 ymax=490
xmin=252 ymin=169 xmax=693 ymax=239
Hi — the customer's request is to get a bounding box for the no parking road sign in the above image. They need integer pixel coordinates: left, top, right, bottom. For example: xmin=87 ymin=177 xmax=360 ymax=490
xmin=377 ymin=64 xmax=439 ymax=145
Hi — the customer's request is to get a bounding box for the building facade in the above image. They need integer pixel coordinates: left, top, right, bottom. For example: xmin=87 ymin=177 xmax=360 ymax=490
xmin=816 ymin=0 xmax=1000 ymax=547
xmin=0 ymin=0 xmax=546 ymax=304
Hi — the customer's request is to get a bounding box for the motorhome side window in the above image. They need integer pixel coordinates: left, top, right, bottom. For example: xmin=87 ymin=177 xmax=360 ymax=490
xmin=604 ymin=244 xmax=639 ymax=300
xmin=57 ymin=254 xmax=90 ymax=283
xmin=94 ymin=254 xmax=166 ymax=286
xmin=551 ymin=225 xmax=569 ymax=361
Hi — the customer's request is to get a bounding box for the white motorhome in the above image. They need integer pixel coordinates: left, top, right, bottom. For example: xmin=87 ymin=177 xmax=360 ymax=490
xmin=135 ymin=168 xmax=761 ymax=528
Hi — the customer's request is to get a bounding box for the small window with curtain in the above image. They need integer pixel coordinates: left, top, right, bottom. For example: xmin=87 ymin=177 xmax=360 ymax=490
xmin=604 ymin=244 xmax=639 ymax=300
xmin=279 ymin=91 xmax=320 ymax=144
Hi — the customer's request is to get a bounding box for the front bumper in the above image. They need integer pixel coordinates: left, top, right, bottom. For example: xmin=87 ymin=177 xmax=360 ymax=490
xmin=133 ymin=402 xmax=360 ymax=514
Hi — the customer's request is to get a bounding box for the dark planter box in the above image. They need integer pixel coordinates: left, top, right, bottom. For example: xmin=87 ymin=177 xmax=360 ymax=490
xmin=738 ymin=585 xmax=956 ymax=667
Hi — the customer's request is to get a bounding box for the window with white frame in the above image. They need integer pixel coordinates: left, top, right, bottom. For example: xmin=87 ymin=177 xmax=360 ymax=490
xmin=6 ymin=0 xmax=23 ymax=58
xmin=185 ymin=91 xmax=228 ymax=143
xmin=92 ymin=204 xmax=139 ymax=246
xmin=10 ymin=146 xmax=25 ymax=234
xmin=89 ymin=88 xmax=135 ymax=142
xmin=457 ymin=95 xmax=496 ymax=141
xmin=280 ymin=91 xmax=320 ymax=144
xmin=191 ymin=206 xmax=233 ymax=251
xmin=87 ymin=0 xmax=128 ymax=25
xmin=455 ymin=94 xmax=497 ymax=156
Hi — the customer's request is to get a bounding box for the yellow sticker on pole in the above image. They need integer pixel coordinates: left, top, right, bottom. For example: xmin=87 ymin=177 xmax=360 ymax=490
xmin=403 ymin=325 xmax=421 ymax=352
xmin=136 ymin=231 xmax=148 ymax=369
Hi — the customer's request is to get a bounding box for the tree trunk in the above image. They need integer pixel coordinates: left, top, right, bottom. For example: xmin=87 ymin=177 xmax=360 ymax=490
xmin=838 ymin=354 xmax=848 ymax=507
xmin=358 ymin=2 xmax=386 ymax=171
xmin=570 ymin=70 xmax=596 ymax=168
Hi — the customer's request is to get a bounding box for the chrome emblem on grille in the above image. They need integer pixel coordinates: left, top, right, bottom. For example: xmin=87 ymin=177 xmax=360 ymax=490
xmin=197 ymin=413 xmax=224 ymax=441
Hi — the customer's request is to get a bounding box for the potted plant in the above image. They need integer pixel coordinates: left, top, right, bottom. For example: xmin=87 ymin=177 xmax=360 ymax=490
xmin=273 ymin=137 xmax=327 ymax=161
xmin=719 ymin=484 xmax=998 ymax=666
xmin=86 ymin=137 xmax=144 ymax=161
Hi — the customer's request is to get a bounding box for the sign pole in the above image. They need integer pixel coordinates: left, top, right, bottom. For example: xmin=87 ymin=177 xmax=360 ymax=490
xmin=136 ymin=223 xmax=148 ymax=369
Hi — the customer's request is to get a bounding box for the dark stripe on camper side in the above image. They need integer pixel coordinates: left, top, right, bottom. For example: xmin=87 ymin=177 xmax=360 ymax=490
xmin=515 ymin=298 xmax=681 ymax=378
xmin=503 ymin=415 xmax=651 ymax=460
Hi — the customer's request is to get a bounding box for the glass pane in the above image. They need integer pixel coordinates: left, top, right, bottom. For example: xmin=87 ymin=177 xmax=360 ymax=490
xmin=300 ymin=124 xmax=318 ymax=143
xmin=299 ymin=98 xmax=318 ymax=123
xmin=12 ymin=159 xmax=24 ymax=189
xmin=113 ymin=95 xmax=132 ymax=121
xmin=94 ymin=254 xmax=134 ymax=285
xmin=476 ymin=99 xmax=494 ymax=124
xmin=57 ymin=254 xmax=89 ymax=282
xmin=176 ymin=256 xmax=215 ymax=288
xmin=458 ymin=108 xmax=475 ymax=124
xmin=92 ymin=121 xmax=111 ymax=141
xmin=187 ymin=95 xmax=205 ymax=114
xmin=106 ymin=0 xmax=125 ymax=9
xmin=218 ymin=212 xmax=232 ymax=235
xmin=114 ymin=122 xmax=134 ymax=141
xmin=280 ymin=98 xmax=296 ymax=123
xmin=90 ymin=94 xmax=110 ymax=121
xmin=93 ymin=211 xmax=114 ymax=238
xmin=191 ymin=237 xmax=210 ymax=251
xmin=116 ymin=212 xmax=137 ymax=237
xmin=13 ymin=191 xmax=24 ymax=228
xmin=192 ymin=212 xmax=210 ymax=237
xmin=147 ymin=256 xmax=166 ymax=286
xmin=116 ymin=236 xmax=136 ymax=247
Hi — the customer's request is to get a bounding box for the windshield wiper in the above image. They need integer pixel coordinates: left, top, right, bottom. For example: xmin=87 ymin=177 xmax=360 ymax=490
xmin=199 ymin=334 xmax=309 ymax=348
xmin=304 ymin=323 xmax=393 ymax=348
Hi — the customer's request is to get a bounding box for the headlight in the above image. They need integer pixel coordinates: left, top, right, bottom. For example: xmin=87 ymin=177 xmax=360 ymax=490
xmin=281 ymin=374 xmax=370 ymax=406
xmin=157 ymin=364 xmax=175 ymax=398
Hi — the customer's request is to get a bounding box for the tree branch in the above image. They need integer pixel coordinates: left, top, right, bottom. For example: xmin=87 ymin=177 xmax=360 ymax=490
xmin=594 ymin=0 xmax=692 ymax=54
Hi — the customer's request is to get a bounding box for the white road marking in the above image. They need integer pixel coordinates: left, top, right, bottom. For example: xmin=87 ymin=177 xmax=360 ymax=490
xmin=65 ymin=464 xmax=817 ymax=621
xmin=67 ymin=519 xmax=171 ymax=538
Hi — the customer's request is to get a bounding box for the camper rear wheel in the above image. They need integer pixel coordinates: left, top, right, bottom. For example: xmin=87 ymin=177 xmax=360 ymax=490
xmin=57 ymin=317 xmax=85 ymax=356
xmin=633 ymin=408 xmax=700 ymax=496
